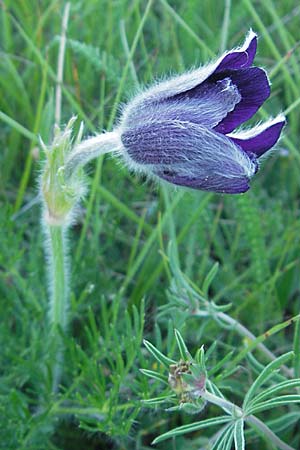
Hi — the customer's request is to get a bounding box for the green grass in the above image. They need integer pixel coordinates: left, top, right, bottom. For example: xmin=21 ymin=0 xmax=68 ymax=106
xmin=1 ymin=0 xmax=300 ymax=448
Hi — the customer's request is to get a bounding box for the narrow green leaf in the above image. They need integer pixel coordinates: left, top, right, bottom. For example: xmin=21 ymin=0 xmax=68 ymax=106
xmin=204 ymin=341 xmax=217 ymax=361
xmin=222 ymin=318 xmax=299 ymax=379
xmin=152 ymin=416 xmax=231 ymax=444
xmin=208 ymin=351 xmax=234 ymax=377
xmin=265 ymin=412 xmax=300 ymax=434
xmin=221 ymin=425 xmax=235 ymax=450
xmin=143 ymin=339 xmax=176 ymax=367
xmin=211 ymin=423 xmax=234 ymax=450
xmin=202 ymin=262 xmax=219 ymax=297
xmin=198 ymin=345 xmax=206 ymax=371
xmin=248 ymin=395 xmax=300 ymax=415
xmin=248 ymin=379 xmax=300 ymax=408
xmin=0 ymin=110 xmax=38 ymax=142
xmin=174 ymin=329 xmax=192 ymax=360
xmin=123 ymin=193 xmax=183 ymax=302
xmin=166 ymin=399 xmax=206 ymax=415
xmin=159 ymin=0 xmax=214 ymax=55
xmin=234 ymin=419 xmax=245 ymax=450
xmin=293 ymin=320 xmax=300 ymax=377
xmin=207 ymin=381 xmax=226 ymax=400
xmin=190 ymin=361 xmax=205 ymax=380
xmin=140 ymin=369 xmax=169 ymax=384
xmin=97 ymin=185 xmax=152 ymax=232
xmin=243 ymin=352 xmax=294 ymax=409
xmin=107 ymin=0 xmax=153 ymax=130
xmin=142 ymin=394 xmax=175 ymax=405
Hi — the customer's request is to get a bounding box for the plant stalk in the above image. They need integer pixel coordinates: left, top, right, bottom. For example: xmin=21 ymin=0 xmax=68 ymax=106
xmin=195 ymin=308 xmax=294 ymax=378
xmin=201 ymin=390 xmax=295 ymax=450
xmin=47 ymin=223 xmax=69 ymax=392
xmin=41 ymin=122 xmax=123 ymax=394
xmin=64 ymin=131 xmax=122 ymax=178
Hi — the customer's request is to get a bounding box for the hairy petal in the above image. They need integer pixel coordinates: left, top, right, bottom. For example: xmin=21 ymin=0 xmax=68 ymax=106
xmin=121 ymin=31 xmax=257 ymax=127
xmin=228 ymin=116 xmax=286 ymax=157
xmin=156 ymin=170 xmax=251 ymax=194
xmin=121 ymin=120 xmax=257 ymax=193
xmin=117 ymin=31 xmax=283 ymax=194
xmin=216 ymin=30 xmax=257 ymax=72
xmin=123 ymin=78 xmax=241 ymax=129
xmin=214 ymin=67 xmax=270 ymax=134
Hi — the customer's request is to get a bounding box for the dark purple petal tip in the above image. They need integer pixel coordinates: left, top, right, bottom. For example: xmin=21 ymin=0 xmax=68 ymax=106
xmin=229 ymin=117 xmax=286 ymax=157
xmin=216 ymin=31 xmax=257 ymax=73
xmin=214 ymin=67 xmax=271 ymax=134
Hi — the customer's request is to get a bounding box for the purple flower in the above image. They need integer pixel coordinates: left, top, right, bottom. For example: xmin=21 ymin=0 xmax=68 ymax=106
xmin=119 ymin=31 xmax=285 ymax=194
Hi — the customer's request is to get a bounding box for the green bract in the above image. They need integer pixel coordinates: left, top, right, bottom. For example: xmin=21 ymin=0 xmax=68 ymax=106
xmin=41 ymin=117 xmax=86 ymax=226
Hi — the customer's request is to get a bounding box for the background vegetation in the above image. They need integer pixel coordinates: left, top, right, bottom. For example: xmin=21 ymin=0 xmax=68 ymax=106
xmin=1 ymin=0 xmax=300 ymax=448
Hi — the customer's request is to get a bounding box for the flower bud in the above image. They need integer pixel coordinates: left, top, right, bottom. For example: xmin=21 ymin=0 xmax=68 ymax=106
xmin=41 ymin=117 xmax=86 ymax=226
xmin=118 ymin=31 xmax=285 ymax=194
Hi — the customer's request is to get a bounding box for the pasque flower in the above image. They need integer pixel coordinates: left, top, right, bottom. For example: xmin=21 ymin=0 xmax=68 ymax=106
xmin=118 ymin=31 xmax=285 ymax=194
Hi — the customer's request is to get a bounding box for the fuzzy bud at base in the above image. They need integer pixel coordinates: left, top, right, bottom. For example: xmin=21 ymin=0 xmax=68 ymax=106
xmin=41 ymin=117 xmax=86 ymax=226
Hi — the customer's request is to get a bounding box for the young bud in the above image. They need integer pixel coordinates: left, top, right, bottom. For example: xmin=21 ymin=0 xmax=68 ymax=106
xmin=40 ymin=117 xmax=86 ymax=226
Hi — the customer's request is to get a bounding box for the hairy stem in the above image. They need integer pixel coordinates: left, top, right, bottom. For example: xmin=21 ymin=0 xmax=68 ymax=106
xmin=64 ymin=131 xmax=122 ymax=178
xmin=247 ymin=415 xmax=295 ymax=450
xmin=47 ymin=224 xmax=69 ymax=392
xmin=201 ymin=390 xmax=295 ymax=450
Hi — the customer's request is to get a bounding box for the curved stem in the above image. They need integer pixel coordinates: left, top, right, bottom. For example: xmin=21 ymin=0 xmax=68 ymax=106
xmin=65 ymin=131 xmax=122 ymax=178
xmin=247 ymin=415 xmax=295 ymax=450
xmin=201 ymin=390 xmax=295 ymax=450
xmin=195 ymin=308 xmax=293 ymax=378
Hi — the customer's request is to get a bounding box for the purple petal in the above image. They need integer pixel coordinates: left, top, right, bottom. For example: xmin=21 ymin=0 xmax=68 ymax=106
xmin=124 ymin=78 xmax=241 ymax=129
xmin=121 ymin=31 xmax=258 ymax=126
xmin=216 ymin=31 xmax=257 ymax=72
xmin=156 ymin=170 xmax=251 ymax=194
xmin=228 ymin=117 xmax=286 ymax=157
xmin=121 ymin=120 xmax=257 ymax=194
xmin=214 ymin=67 xmax=270 ymax=134
xmin=121 ymin=120 xmax=247 ymax=165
